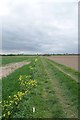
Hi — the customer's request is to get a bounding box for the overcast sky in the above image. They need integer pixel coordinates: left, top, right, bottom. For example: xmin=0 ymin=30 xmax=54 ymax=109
xmin=0 ymin=0 xmax=78 ymax=54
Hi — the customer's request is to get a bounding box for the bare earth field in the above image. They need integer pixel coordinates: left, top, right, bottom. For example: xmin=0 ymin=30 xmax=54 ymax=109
xmin=46 ymin=55 xmax=79 ymax=71
xmin=0 ymin=61 xmax=30 ymax=78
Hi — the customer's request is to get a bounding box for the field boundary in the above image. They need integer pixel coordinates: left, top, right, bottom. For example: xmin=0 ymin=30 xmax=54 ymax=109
xmin=47 ymin=60 xmax=78 ymax=83
xmin=46 ymin=56 xmax=78 ymax=71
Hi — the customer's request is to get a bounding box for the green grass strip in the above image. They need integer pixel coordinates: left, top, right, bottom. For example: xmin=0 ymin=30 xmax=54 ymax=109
xmin=10 ymin=57 xmax=65 ymax=118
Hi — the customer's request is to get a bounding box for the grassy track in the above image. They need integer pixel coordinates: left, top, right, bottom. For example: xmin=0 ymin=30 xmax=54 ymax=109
xmin=12 ymin=57 xmax=65 ymax=118
xmin=46 ymin=57 xmax=79 ymax=82
xmin=41 ymin=57 xmax=78 ymax=118
xmin=2 ymin=56 xmax=78 ymax=118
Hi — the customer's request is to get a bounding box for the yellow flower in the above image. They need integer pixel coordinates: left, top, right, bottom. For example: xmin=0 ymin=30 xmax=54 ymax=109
xmin=3 ymin=114 xmax=5 ymax=117
xmin=26 ymin=75 xmax=29 ymax=78
xmin=15 ymin=101 xmax=18 ymax=105
xmin=14 ymin=95 xmax=16 ymax=97
xmin=8 ymin=111 xmax=11 ymax=116
xmin=19 ymin=75 xmax=22 ymax=80
xmin=25 ymin=90 xmax=28 ymax=94
xmin=25 ymin=81 xmax=27 ymax=84
xmin=10 ymin=100 xmax=13 ymax=103
xmin=29 ymin=66 xmax=33 ymax=70
xmin=8 ymin=103 xmax=11 ymax=106
xmin=2 ymin=75 xmax=37 ymax=118
xmin=9 ymin=96 xmax=11 ymax=98
xmin=35 ymin=58 xmax=38 ymax=62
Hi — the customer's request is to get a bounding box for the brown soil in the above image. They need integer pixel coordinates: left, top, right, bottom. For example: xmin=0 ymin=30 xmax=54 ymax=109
xmin=46 ymin=56 xmax=79 ymax=71
xmin=0 ymin=61 xmax=30 ymax=79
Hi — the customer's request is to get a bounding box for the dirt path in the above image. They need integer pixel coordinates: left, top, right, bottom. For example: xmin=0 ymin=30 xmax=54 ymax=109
xmin=0 ymin=61 xmax=30 ymax=78
xmin=41 ymin=58 xmax=78 ymax=118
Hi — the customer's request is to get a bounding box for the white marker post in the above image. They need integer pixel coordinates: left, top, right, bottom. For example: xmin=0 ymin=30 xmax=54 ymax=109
xmin=33 ymin=107 xmax=35 ymax=113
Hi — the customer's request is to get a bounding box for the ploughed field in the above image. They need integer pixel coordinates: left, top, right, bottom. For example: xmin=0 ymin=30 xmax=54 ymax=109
xmin=0 ymin=56 xmax=79 ymax=118
xmin=46 ymin=55 xmax=79 ymax=71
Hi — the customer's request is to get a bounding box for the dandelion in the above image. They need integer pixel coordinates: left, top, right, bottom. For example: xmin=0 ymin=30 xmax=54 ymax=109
xmin=25 ymin=81 xmax=26 ymax=84
xmin=9 ymin=96 xmax=11 ymax=98
xmin=14 ymin=95 xmax=17 ymax=98
xmin=29 ymin=66 xmax=33 ymax=70
xmin=35 ymin=58 xmax=38 ymax=62
xmin=26 ymin=75 xmax=31 ymax=79
xmin=15 ymin=101 xmax=18 ymax=105
xmin=10 ymin=100 xmax=13 ymax=103
xmin=8 ymin=111 xmax=11 ymax=116
xmin=3 ymin=114 xmax=5 ymax=117
xmin=19 ymin=75 xmax=22 ymax=80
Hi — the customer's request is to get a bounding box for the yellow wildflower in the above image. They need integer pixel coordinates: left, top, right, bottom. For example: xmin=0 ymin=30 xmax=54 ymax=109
xmin=3 ymin=114 xmax=5 ymax=117
xmin=14 ymin=95 xmax=17 ymax=98
xmin=35 ymin=58 xmax=38 ymax=62
xmin=19 ymin=75 xmax=22 ymax=80
xmin=8 ymin=111 xmax=11 ymax=116
xmin=15 ymin=101 xmax=18 ymax=105
xmin=9 ymin=96 xmax=11 ymax=98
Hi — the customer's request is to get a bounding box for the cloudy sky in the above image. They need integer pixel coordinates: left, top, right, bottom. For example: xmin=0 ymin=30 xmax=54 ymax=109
xmin=0 ymin=0 xmax=79 ymax=54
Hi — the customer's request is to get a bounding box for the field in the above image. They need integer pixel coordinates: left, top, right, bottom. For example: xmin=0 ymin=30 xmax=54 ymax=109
xmin=1 ymin=56 xmax=32 ymax=66
xmin=46 ymin=55 xmax=79 ymax=71
xmin=0 ymin=56 xmax=79 ymax=118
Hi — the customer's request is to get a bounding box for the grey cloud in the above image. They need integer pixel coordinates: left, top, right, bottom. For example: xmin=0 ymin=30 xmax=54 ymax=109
xmin=2 ymin=0 xmax=78 ymax=54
